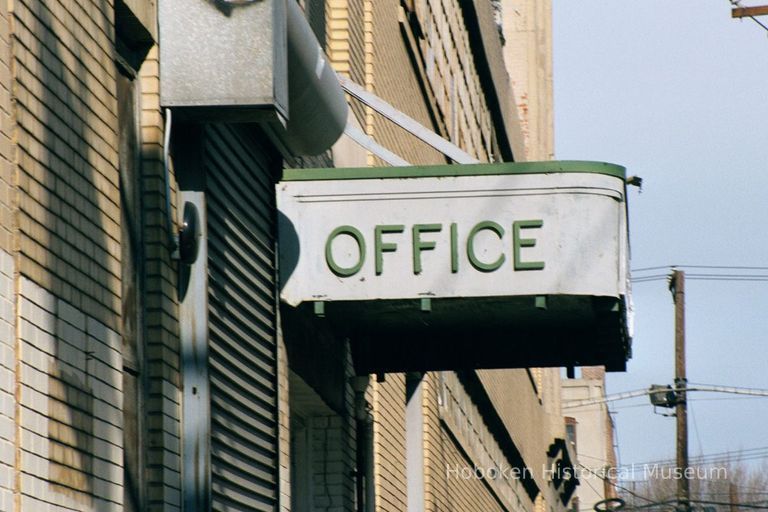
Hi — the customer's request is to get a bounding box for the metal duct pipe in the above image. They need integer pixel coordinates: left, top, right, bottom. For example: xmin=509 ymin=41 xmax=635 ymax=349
xmin=282 ymin=0 xmax=348 ymax=155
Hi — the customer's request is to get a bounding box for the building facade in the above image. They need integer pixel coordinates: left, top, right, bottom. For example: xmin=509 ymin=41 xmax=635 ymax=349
xmin=0 ymin=1 xmax=627 ymax=512
xmin=561 ymin=367 xmax=620 ymax=512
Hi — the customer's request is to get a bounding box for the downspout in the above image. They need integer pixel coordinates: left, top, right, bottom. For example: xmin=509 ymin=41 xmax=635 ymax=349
xmin=163 ymin=108 xmax=179 ymax=258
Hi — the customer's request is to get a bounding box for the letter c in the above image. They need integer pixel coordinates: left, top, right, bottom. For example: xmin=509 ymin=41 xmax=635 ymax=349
xmin=467 ymin=221 xmax=506 ymax=272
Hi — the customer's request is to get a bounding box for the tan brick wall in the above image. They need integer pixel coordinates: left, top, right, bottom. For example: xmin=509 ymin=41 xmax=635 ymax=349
xmin=11 ymin=0 xmax=122 ymax=331
xmin=372 ymin=375 xmax=408 ymax=512
xmin=412 ymin=0 xmax=497 ymax=161
xmin=139 ymin=46 xmax=182 ymax=512
xmin=367 ymin=0 xmax=445 ymax=166
xmin=477 ymin=369 xmax=552 ymax=494
xmin=0 ymin=0 xmax=13 ymax=254
xmin=16 ymin=275 xmax=123 ymax=512
xmin=278 ymin=326 xmax=291 ymax=512
xmin=501 ymin=0 xmax=554 ymax=161
xmin=581 ymin=366 xmax=606 ymax=381
xmin=0 ymin=250 xmax=14 ymax=511
xmin=425 ymin=372 xmax=536 ymax=512
xmin=423 ymin=373 xmax=512 ymax=512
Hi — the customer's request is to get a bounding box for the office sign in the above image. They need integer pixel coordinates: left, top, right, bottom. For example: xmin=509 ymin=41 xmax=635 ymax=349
xmin=277 ymin=161 xmax=630 ymax=307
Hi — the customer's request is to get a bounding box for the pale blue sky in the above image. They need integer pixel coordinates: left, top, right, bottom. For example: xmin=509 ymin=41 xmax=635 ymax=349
xmin=554 ymin=0 xmax=768 ymax=477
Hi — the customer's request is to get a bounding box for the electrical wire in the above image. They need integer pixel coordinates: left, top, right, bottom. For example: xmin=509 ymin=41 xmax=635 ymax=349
xmin=621 ymin=500 xmax=768 ymax=512
xmin=621 ymin=451 xmax=768 ymax=470
xmin=690 ymin=499 xmax=768 ymax=510
xmin=689 ymin=401 xmax=705 ymax=463
xmin=619 ymin=445 xmax=768 ymax=470
xmin=611 ymin=402 xmax=652 ymax=411
xmin=689 ymin=395 xmax=766 ymax=402
xmin=578 ymin=453 xmax=614 ymax=464
xmin=634 ymin=265 xmax=768 ymax=272
xmin=611 ymin=406 xmax=623 ymax=469
xmin=564 ymin=384 xmax=768 ymax=409
xmin=579 ymin=464 xmax=608 ymax=503
xmin=578 ymin=463 xmax=657 ymax=504
xmin=631 ymin=265 xmax=768 ymax=283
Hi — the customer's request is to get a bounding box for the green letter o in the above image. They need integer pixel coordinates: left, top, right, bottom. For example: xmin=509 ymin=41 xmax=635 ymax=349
xmin=325 ymin=226 xmax=366 ymax=277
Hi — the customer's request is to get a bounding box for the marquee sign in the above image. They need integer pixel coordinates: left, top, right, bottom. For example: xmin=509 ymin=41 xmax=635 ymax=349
xmin=277 ymin=161 xmax=632 ymax=372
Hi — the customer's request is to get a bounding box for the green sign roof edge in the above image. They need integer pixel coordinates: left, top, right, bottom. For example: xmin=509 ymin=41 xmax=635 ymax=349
xmin=281 ymin=160 xmax=627 ymax=181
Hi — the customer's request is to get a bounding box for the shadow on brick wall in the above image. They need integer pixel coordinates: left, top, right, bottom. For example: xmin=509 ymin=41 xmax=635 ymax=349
xmin=21 ymin=0 xmax=119 ymax=509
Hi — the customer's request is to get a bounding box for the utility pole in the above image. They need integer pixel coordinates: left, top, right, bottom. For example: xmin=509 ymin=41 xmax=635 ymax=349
xmin=670 ymin=270 xmax=689 ymax=512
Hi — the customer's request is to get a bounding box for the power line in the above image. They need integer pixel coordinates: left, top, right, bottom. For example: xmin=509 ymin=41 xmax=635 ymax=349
xmin=633 ymin=275 xmax=768 ymax=284
xmin=633 ymin=265 xmax=768 ymax=273
xmin=619 ymin=445 xmax=768 ymax=469
xmin=689 ymin=395 xmax=766 ymax=402
xmin=631 ymin=265 xmax=768 ymax=283
xmin=563 ymin=384 xmax=768 ymax=409
xmin=611 ymin=405 xmax=623 ymax=469
xmin=577 ymin=463 xmax=657 ymax=504
xmin=621 ymin=499 xmax=768 ymax=511
xmin=691 ymin=499 xmax=768 ymax=510
xmin=689 ymin=402 xmax=705 ymax=462
xmin=622 ymin=450 xmax=768 ymax=469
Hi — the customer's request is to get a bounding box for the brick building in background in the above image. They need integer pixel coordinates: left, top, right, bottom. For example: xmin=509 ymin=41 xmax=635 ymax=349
xmin=0 ymin=1 xmax=631 ymax=512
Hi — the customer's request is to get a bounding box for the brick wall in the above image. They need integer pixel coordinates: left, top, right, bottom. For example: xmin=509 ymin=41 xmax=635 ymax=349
xmin=372 ymin=375 xmax=408 ymax=512
xmin=425 ymin=372 xmax=534 ymax=512
xmin=139 ymin=46 xmax=182 ymax=512
xmin=0 ymin=250 xmax=14 ymax=511
xmin=278 ymin=328 xmax=291 ymax=512
xmin=0 ymin=0 xmax=12 ymax=254
xmin=16 ymin=275 xmax=123 ymax=511
xmin=12 ymin=0 xmax=121 ymax=330
xmin=367 ymin=0 xmax=445 ymax=166
xmin=501 ymin=0 xmax=554 ymax=161
xmin=477 ymin=369 xmax=551 ymax=494
xmin=412 ymin=0 xmax=497 ymax=161
xmin=310 ymin=415 xmax=348 ymax=510
xmin=0 ymin=0 xmax=179 ymax=510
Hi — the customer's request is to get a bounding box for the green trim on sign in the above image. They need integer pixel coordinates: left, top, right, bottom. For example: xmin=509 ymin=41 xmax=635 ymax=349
xmin=281 ymin=160 xmax=626 ymax=181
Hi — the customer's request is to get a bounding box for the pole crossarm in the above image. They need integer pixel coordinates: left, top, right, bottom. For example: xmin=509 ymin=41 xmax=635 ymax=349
xmin=732 ymin=6 xmax=768 ymax=18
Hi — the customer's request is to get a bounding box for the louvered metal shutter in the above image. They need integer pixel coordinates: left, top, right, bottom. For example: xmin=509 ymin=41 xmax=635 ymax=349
xmin=204 ymin=124 xmax=279 ymax=511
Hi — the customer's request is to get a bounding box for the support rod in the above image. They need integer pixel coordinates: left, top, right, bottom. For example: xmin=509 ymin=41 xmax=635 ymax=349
xmin=339 ymin=76 xmax=480 ymax=165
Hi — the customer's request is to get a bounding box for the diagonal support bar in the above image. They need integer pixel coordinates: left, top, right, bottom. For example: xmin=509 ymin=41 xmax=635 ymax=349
xmin=343 ymin=123 xmax=411 ymax=167
xmin=339 ymin=76 xmax=480 ymax=165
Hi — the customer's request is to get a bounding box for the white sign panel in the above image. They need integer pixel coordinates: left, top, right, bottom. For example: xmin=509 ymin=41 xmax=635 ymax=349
xmin=277 ymin=164 xmax=629 ymax=307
